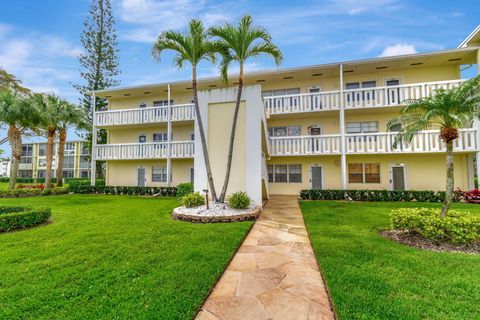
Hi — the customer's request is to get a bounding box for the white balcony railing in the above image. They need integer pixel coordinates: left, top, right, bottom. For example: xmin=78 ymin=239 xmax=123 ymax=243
xmin=343 ymin=79 xmax=464 ymax=109
xmin=264 ymin=90 xmax=341 ymax=115
xmin=94 ymin=141 xmax=194 ymax=160
xmin=95 ymin=104 xmax=195 ymax=127
xmin=266 ymin=79 xmax=464 ymax=115
xmin=270 ymin=129 xmax=477 ymax=156
xmin=270 ymin=135 xmax=342 ymax=156
xmin=345 ymin=129 xmax=477 ymax=154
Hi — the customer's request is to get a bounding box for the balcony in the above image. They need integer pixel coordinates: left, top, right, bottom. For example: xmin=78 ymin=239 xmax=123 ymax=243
xmin=269 ymin=129 xmax=477 ymax=156
xmin=265 ymin=79 xmax=464 ymax=116
xmin=94 ymin=141 xmax=194 ymax=160
xmin=95 ymin=103 xmax=195 ymax=127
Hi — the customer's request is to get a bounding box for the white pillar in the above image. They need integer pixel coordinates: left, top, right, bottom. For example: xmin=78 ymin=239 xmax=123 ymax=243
xmin=90 ymin=94 xmax=97 ymax=186
xmin=467 ymin=154 xmax=475 ymax=189
xmin=166 ymin=84 xmax=172 ymax=187
xmin=339 ymin=64 xmax=347 ymax=189
xmin=475 ymin=49 xmax=480 ymax=187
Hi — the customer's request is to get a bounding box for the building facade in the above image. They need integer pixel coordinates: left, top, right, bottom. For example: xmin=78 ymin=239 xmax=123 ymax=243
xmin=90 ymin=27 xmax=480 ymax=205
xmin=17 ymin=140 xmax=91 ymax=179
xmin=0 ymin=159 xmax=10 ymax=177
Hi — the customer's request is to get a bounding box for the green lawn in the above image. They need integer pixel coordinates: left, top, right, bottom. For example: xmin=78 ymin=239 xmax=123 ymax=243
xmin=0 ymin=195 xmax=253 ymax=320
xmin=0 ymin=181 xmax=8 ymax=189
xmin=300 ymin=201 xmax=480 ymax=320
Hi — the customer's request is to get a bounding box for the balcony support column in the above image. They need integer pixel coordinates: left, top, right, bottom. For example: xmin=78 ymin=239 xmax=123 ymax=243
xmin=475 ymin=49 xmax=480 ymax=187
xmin=339 ymin=64 xmax=347 ymax=189
xmin=90 ymin=94 xmax=97 ymax=186
xmin=166 ymin=84 xmax=172 ymax=187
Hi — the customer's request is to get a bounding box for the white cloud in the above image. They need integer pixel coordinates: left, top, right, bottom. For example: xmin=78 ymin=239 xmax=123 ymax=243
xmin=0 ymin=24 xmax=82 ymax=97
xmin=116 ymin=0 xmax=234 ymax=43
xmin=378 ymin=43 xmax=417 ymax=57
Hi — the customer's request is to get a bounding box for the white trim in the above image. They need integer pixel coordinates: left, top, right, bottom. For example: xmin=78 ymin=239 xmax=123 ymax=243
xmin=458 ymin=25 xmax=480 ymax=48
xmin=310 ymin=164 xmax=324 ymax=189
xmin=388 ymin=163 xmax=407 ymax=191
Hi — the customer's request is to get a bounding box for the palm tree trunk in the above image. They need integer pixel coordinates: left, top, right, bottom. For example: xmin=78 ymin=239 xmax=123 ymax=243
xmin=219 ymin=64 xmax=244 ymax=202
xmin=56 ymin=128 xmax=67 ymax=187
xmin=7 ymin=125 xmax=22 ymax=190
xmin=192 ymin=65 xmax=218 ymax=202
xmin=441 ymin=140 xmax=454 ymax=218
xmin=45 ymin=128 xmax=56 ymax=188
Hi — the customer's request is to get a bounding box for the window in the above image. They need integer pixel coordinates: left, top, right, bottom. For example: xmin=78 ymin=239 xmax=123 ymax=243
xmin=80 ymin=156 xmax=90 ymax=169
xmin=64 ymin=143 xmax=75 ymax=155
xmin=153 ymin=100 xmax=174 ymax=107
xmin=386 ymin=79 xmax=400 ymax=86
xmin=190 ymin=132 xmax=195 ymax=141
xmin=288 ymin=165 xmax=302 ymax=183
xmin=348 ymin=163 xmax=380 ymax=183
xmin=80 ymin=143 xmax=90 ymax=155
xmin=262 ymin=87 xmax=301 ymax=97
xmin=37 ymin=170 xmax=45 ymax=178
xmin=268 ymin=164 xmax=302 ymax=183
xmin=190 ymin=168 xmax=194 ymax=183
xmin=21 ymin=145 xmax=33 ymax=157
xmin=38 ymin=159 xmax=47 ymax=167
xmin=139 ymin=103 xmax=147 ymax=108
xmin=152 ymin=166 xmax=167 ymax=182
xmin=38 ymin=144 xmax=47 ymax=156
xmin=138 ymin=135 xmax=147 ymax=143
xmin=80 ymin=170 xmax=90 ymax=178
xmin=63 ymin=156 xmax=75 ymax=169
xmin=18 ymin=170 xmax=33 ymax=178
xmin=20 ymin=157 xmax=32 ymax=164
xmin=268 ymin=125 xmax=301 ymax=137
xmin=347 ymin=121 xmax=378 ymax=134
xmin=153 ymin=133 xmax=168 ymax=142
xmin=274 ymin=165 xmax=288 ymax=182
xmin=63 ymin=170 xmax=74 ymax=178
xmin=345 ymin=81 xmax=377 ymax=102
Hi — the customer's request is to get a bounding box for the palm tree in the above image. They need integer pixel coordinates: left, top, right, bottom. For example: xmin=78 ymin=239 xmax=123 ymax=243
xmin=387 ymin=76 xmax=480 ymax=217
xmin=152 ymin=19 xmax=225 ymax=202
xmin=0 ymin=90 xmax=40 ymax=189
xmin=32 ymin=94 xmax=65 ymax=188
xmin=56 ymin=101 xmax=88 ymax=187
xmin=209 ymin=14 xmax=283 ymax=202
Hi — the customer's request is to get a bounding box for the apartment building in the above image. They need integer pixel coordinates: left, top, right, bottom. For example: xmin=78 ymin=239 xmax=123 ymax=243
xmin=89 ymin=27 xmax=480 ymax=204
xmin=0 ymin=159 xmax=10 ymax=177
xmin=17 ymin=140 xmax=91 ymax=179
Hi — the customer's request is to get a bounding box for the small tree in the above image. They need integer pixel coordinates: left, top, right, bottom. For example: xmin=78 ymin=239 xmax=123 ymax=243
xmin=387 ymin=76 xmax=480 ymax=217
xmin=74 ymin=0 xmax=120 ymax=178
xmin=209 ymin=14 xmax=283 ymax=202
xmin=0 ymin=90 xmax=40 ymax=189
xmin=0 ymin=69 xmax=30 ymax=94
xmin=152 ymin=19 xmax=225 ymax=202
xmin=56 ymin=103 xmax=88 ymax=187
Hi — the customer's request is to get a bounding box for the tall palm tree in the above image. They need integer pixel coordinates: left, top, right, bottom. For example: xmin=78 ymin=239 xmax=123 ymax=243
xmin=33 ymin=94 xmax=65 ymax=188
xmin=0 ymin=90 xmax=40 ymax=189
xmin=387 ymin=76 xmax=480 ymax=217
xmin=56 ymin=101 xmax=88 ymax=187
xmin=209 ymin=14 xmax=283 ymax=202
xmin=152 ymin=19 xmax=225 ymax=202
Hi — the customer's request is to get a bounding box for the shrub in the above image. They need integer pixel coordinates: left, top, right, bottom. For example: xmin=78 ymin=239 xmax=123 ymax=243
xmin=0 ymin=206 xmax=51 ymax=232
xmin=462 ymin=189 xmax=480 ymax=204
xmin=182 ymin=192 xmax=205 ymax=208
xmin=16 ymin=184 xmax=45 ymax=190
xmin=67 ymin=185 xmax=176 ymax=197
xmin=228 ymin=191 xmax=251 ymax=209
xmin=391 ymin=208 xmax=480 ymax=244
xmin=0 ymin=187 xmax=68 ymax=198
xmin=300 ymin=189 xmax=459 ymax=203
xmin=176 ymin=182 xmax=194 ymax=198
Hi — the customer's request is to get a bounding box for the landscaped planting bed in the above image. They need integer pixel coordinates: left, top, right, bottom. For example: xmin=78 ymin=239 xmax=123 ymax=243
xmin=300 ymin=201 xmax=480 ymax=319
xmin=0 ymin=206 xmax=51 ymax=232
xmin=300 ymin=189 xmax=459 ymax=202
xmin=0 ymin=195 xmax=253 ymax=319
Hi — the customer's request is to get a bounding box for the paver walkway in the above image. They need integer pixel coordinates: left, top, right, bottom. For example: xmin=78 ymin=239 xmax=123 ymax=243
xmin=196 ymin=195 xmax=335 ymax=320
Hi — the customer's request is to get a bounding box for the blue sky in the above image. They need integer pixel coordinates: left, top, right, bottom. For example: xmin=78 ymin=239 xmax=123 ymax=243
xmin=0 ymin=0 xmax=479 ymax=156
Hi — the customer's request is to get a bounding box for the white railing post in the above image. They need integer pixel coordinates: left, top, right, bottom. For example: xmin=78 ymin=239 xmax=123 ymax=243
xmin=339 ymin=64 xmax=347 ymax=189
xmin=90 ymin=94 xmax=97 ymax=186
xmin=166 ymin=84 xmax=172 ymax=187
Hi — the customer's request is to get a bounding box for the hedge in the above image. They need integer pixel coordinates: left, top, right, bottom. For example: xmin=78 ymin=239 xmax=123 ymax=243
xmin=68 ymin=185 xmax=177 ymax=196
xmin=0 ymin=206 xmax=51 ymax=232
xmin=0 ymin=187 xmax=69 ymax=198
xmin=300 ymin=189 xmax=460 ymax=202
xmin=0 ymin=177 xmax=57 ymax=183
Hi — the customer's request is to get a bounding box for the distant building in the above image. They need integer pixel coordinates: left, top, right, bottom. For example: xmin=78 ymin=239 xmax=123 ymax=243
xmin=16 ymin=140 xmax=91 ymax=179
xmin=0 ymin=159 xmax=10 ymax=177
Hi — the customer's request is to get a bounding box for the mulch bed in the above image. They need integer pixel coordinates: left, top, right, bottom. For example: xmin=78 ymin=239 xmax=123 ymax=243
xmin=380 ymin=230 xmax=480 ymax=254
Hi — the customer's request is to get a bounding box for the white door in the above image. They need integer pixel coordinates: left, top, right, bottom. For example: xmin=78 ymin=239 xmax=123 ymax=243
xmin=311 ymin=166 xmax=323 ymax=189
xmin=137 ymin=168 xmax=146 ymax=187
xmin=390 ymin=165 xmax=406 ymax=190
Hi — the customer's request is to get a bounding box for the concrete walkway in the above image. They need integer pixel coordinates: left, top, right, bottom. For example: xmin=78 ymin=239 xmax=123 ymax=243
xmin=196 ymin=195 xmax=335 ymax=320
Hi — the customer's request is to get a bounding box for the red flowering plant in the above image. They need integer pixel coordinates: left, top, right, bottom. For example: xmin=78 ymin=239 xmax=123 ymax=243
xmin=457 ymin=188 xmax=480 ymax=204
xmin=16 ymin=184 xmax=45 ymax=190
